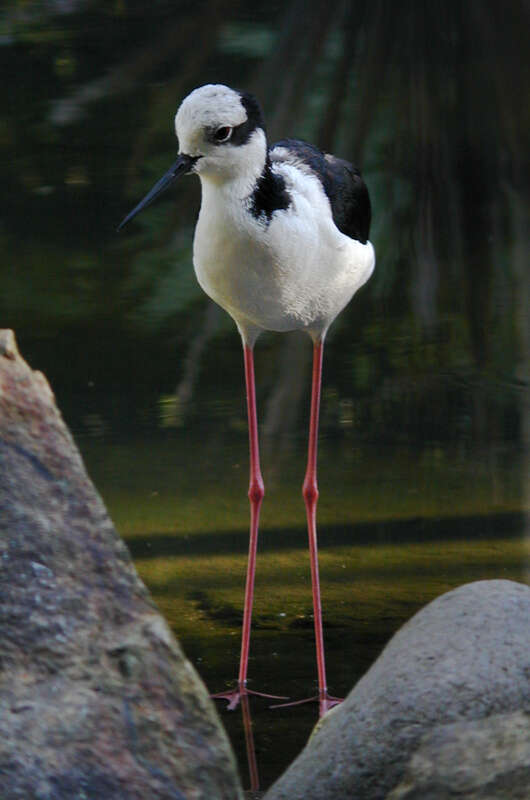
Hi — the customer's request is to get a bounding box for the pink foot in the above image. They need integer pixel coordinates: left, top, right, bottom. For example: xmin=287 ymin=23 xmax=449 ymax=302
xmin=270 ymin=690 xmax=343 ymax=717
xmin=211 ymin=682 xmax=289 ymax=711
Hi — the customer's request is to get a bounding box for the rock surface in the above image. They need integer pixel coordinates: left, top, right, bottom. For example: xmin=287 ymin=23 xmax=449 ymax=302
xmin=264 ymin=579 xmax=530 ymax=800
xmin=0 ymin=330 xmax=243 ymax=799
xmin=387 ymin=711 xmax=530 ymax=799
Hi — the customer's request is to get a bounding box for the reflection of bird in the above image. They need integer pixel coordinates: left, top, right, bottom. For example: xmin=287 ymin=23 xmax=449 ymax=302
xmin=119 ymin=84 xmax=375 ymax=716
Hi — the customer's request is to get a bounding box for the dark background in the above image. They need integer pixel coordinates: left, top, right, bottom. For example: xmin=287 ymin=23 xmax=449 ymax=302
xmin=2 ymin=0 xmax=528 ymax=452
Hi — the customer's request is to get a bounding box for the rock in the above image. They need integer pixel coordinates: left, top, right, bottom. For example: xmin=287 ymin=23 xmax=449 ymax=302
xmin=387 ymin=711 xmax=530 ymax=799
xmin=0 ymin=330 xmax=243 ymax=799
xmin=264 ymin=580 xmax=530 ymax=800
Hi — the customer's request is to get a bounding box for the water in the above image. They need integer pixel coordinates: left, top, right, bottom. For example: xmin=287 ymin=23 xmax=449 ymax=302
xmin=81 ymin=431 xmax=529 ymax=789
xmin=2 ymin=1 xmax=529 ymax=792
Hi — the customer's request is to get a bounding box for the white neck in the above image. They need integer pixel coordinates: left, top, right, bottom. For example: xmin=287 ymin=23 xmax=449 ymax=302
xmin=196 ymin=129 xmax=267 ymax=200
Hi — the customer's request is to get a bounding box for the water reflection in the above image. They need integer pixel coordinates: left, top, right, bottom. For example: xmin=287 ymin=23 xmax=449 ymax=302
xmin=127 ymin=511 xmax=527 ymax=561
xmin=82 ymin=434 xmax=529 ymax=789
xmin=241 ymin=694 xmax=260 ymax=794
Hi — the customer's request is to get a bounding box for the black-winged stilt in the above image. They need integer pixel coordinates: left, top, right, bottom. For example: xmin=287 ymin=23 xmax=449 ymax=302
xmin=119 ymin=84 xmax=375 ymax=716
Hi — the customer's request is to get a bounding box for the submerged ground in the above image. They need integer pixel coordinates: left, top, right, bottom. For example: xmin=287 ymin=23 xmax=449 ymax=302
xmin=82 ymin=434 xmax=529 ymax=789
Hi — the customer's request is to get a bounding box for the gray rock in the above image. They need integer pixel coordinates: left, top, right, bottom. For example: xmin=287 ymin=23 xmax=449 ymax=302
xmin=265 ymin=579 xmax=530 ymax=800
xmin=387 ymin=711 xmax=530 ymax=799
xmin=0 ymin=330 xmax=243 ymax=800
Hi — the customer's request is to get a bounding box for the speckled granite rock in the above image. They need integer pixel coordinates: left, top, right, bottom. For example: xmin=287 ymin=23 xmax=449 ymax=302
xmin=387 ymin=711 xmax=530 ymax=799
xmin=265 ymin=580 xmax=530 ymax=800
xmin=0 ymin=330 xmax=243 ymax=800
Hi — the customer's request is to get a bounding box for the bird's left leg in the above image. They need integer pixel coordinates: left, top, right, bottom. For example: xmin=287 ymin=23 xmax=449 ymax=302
xmin=304 ymin=338 xmax=342 ymax=715
xmin=271 ymin=337 xmax=342 ymax=716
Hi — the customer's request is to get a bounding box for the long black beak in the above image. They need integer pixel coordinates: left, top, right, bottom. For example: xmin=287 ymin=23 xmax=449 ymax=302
xmin=117 ymin=153 xmax=198 ymax=231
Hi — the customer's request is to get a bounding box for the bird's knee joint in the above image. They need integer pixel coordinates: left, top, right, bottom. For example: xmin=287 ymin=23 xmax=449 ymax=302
xmin=248 ymin=480 xmax=265 ymax=505
xmin=302 ymin=481 xmax=319 ymax=506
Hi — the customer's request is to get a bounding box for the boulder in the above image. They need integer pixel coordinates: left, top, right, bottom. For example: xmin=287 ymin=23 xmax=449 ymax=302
xmin=265 ymin=579 xmax=530 ymax=800
xmin=0 ymin=330 xmax=243 ymax=799
xmin=387 ymin=711 xmax=530 ymax=799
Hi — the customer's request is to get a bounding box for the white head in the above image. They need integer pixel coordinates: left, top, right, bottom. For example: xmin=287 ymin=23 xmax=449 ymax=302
xmin=175 ymin=84 xmax=267 ymax=185
xmin=117 ymin=84 xmax=267 ymax=230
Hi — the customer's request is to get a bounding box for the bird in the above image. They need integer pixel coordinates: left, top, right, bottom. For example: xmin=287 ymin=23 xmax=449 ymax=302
xmin=118 ymin=84 xmax=375 ymax=717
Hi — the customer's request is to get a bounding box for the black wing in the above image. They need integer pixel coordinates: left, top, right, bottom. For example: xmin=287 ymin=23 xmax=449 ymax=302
xmin=271 ymin=138 xmax=371 ymax=244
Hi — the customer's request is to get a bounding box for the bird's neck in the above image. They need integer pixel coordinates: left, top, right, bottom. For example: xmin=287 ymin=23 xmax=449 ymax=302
xmin=199 ymin=168 xmax=262 ymax=202
xmin=198 ymin=130 xmax=268 ymax=201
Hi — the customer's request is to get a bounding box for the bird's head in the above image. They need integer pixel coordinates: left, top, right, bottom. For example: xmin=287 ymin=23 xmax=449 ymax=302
xmin=176 ymin=84 xmax=266 ymax=182
xmin=117 ymin=84 xmax=267 ymax=230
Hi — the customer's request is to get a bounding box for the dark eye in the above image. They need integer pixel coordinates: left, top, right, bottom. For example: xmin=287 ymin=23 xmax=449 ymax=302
xmin=214 ymin=126 xmax=232 ymax=143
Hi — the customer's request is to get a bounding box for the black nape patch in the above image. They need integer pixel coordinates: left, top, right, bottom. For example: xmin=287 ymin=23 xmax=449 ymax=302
xmin=249 ymin=156 xmax=291 ymax=223
xmin=239 ymin=92 xmax=266 ymax=132
xmin=224 ymin=91 xmax=267 ymax=147
xmin=273 ymin=138 xmax=371 ymax=244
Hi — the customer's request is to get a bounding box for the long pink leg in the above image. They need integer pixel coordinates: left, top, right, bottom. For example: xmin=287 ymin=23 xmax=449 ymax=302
xmin=305 ymin=340 xmax=327 ymax=698
xmin=272 ymin=338 xmax=342 ymax=716
xmin=238 ymin=343 xmax=264 ymax=687
xmin=212 ymin=343 xmax=287 ymax=709
xmin=305 ymin=339 xmax=342 ymax=714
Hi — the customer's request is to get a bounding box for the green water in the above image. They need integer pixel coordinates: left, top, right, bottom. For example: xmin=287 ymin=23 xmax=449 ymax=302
xmin=81 ymin=433 xmax=529 ymax=788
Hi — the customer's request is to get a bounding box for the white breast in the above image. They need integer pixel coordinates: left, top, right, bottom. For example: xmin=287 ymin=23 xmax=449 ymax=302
xmin=193 ymin=163 xmax=375 ymax=344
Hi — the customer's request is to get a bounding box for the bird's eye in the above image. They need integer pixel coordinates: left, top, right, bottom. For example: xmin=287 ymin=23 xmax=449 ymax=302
xmin=214 ymin=126 xmax=232 ymax=143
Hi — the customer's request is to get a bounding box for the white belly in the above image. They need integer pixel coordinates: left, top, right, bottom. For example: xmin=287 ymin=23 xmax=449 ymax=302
xmin=193 ymin=179 xmax=375 ymax=343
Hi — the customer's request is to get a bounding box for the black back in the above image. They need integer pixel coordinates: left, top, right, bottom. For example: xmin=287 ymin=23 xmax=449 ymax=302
xmin=271 ymin=138 xmax=371 ymax=244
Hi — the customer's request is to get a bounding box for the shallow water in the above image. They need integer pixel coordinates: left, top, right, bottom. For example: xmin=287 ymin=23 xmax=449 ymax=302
xmin=81 ymin=433 xmax=530 ymax=790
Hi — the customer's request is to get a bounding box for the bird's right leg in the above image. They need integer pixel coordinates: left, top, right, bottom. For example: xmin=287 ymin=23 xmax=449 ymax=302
xmin=211 ymin=343 xmax=287 ymax=709
xmin=238 ymin=343 xmax=264 ymax=689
